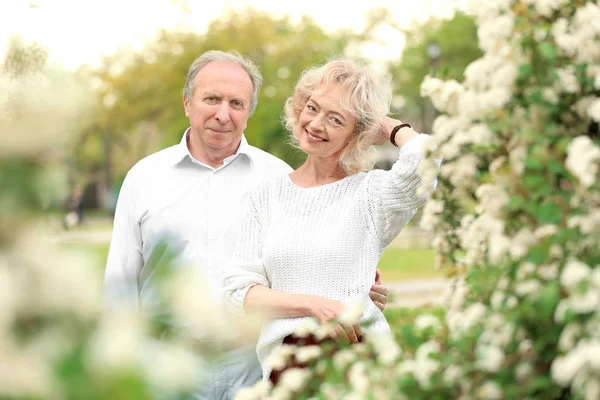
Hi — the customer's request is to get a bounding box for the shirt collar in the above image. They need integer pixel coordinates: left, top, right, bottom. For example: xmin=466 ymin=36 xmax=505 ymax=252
xmin=172 ymin=128 xmax=253 ymax=167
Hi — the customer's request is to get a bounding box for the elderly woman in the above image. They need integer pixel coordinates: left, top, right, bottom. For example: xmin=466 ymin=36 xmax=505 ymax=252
xmin=223 ymin=58 xmax=438 ymax=382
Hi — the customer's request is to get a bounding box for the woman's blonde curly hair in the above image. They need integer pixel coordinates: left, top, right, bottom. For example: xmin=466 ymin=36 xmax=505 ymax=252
xmin=284 ymin=57 xmax=392 ymax=175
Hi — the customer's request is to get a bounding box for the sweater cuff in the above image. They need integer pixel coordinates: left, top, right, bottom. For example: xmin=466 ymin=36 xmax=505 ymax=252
xmin=399 ymin=134 xmax=430 ymax=154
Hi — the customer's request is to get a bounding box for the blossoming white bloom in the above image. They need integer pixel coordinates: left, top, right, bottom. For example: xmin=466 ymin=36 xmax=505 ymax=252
xmin=534 ymin=0 xmax=568 ymax=17
xmin=588 ymin=66 xmax=600 ymax=90
xmin=551 ymin=18 xmax=576 ymax=55
xmin=86 ymin=309 xmax=144 ymax=373
xmin=477 ymin=381 xmax=503 ymax=400
xmin=586 ymin=380 xmax=600 ymax=400
xmin=550 ymin=245 xmax=564 ymax=259
xmin=554 ymin=300 xmax=569 ymax=323
xmin=509 ymin=145 xmax=527 ymax=176
xmin=588 ymin=98 xmax=600 ymax=122
xmin=572 ymin=97 xmax=597 ymax=118
xmin=235 ymin=380 xmax=272 ymax=400
xmin=506 ymin=296 xmax=518 ymax=309
xmin=420 ymin=75 xmax=444 ymax=98
xmin=542 ymin=88 xmax=559 ymax=104
xmin=337 ymin=298 xmax=363 ymax=326
xmin=481 ymin=314 xmax=514 ymax=347
xmin=488 ymin=234 xmax=511 ymax=264
xmin=266 ymin=344 xmax=296 ymax=371
xmin=294 ymin=319 xmax=319 ymax=338
xmin=510 ymin=228 xmax=538 ymax=259
xmin=443 ymin=365 xmax=463 ymax=386
xmin=556 ymin=66 xmax=580 ymax=93
xmin=429 ymin=79 xmax=465 ymax=115
xmin=266 ymin=385 xmax=291 ymax=400
xmin=570 ymin=290 xmax=600 ymax=314
xmin=477 ymin=13 xmax=515 ymax=54
xmin=462 ymin=303 xmax=487 ymax=331
xmin=294 ymin=345 xmax=322 ymax=364
xmin=561 ymin=259 xmax=592 ymax=288
xmin=515 ymin=280 xmax=541 ymax=297
xmin=0 ymin=265 xmax=17 ymax=329
xmin=516 ymin=362 xmax=533 ymax=382
xmin=369 ymin=332 xmax=402 ymax=365
xmin=348 ymin=362 xmax=369 ymax=394
xmin=414 ymin=358 xmax=441 ymax=390
xmin=476 ymin=184 xmax=509 ymax=217
xmin=332 ymin=349 xmax=357 ymax=370
xmin=448 ymin=154 xmax=479 ymax=189
xmin=559 ymin=323 xmax=582 ymax=351
xmin=467 ymin=0 xmax=512 ymax=23
xmin=420 ymin=199 xmax=444 ymax=231
xmin=450 ymin=285 xmax=470 ymax=311
xmin=588 ymin=341 xmax=600 ymax=371
xmin=416 ymin=341 xmax=441 ymax=360
xmin=538 ymin=263 xmax=559 ymax=281
xmin=568 ymin=210 xmax=600 ymax=235
xmin=489 ymin=156 xmax=507 ymax=175
xmin=551 ymin=344 xmax=588 ymax=386
xmin=517 ymin=262 xmax=537 ymax=280
xmin=490 ymin=290 xmax=506 ymax=310
xmin=417 ymin=155 xmax=440 ymax=196
xmin=566 ymin=135 xmax=600 ymax=188
xmin=142 ymin=342 xmax=203 ymax=394
xmin=468 ymin=123 xmax=495 ymax=146
xmin=476 ymin=344 xmax=504 ymax=372
xmin=279 ymin=368 xmax=311 ymax=393
xmin=519 ymin=339 xmax=533 ymax=355
xmin=534 ymin=224 xmax=559 ymax=239
xmin=592 ymin=268 xmax=600 ymax=289
xmin=415 ymin=314 xmax=441 ymax=332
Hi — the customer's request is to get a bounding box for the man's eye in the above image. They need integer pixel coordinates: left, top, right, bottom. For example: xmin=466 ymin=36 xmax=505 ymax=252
xmin=205 ymin=97 xmax=219 ymax=103
xmin=231 ymin=101 xmax=244 ymax=110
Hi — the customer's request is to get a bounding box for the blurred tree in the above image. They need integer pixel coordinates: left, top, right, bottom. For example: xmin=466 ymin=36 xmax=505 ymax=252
xmin=77 ymin=8 xmax=369 ymax=193
xmin=388 ymin=12 xmax=483 ymax=130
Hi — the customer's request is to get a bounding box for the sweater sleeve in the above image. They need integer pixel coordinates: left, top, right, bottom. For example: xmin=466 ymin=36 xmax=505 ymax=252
xmin=222 ymin=189 xmax=271 ymax=314
xmin=366 ymin=134 xmax=440 ymax=246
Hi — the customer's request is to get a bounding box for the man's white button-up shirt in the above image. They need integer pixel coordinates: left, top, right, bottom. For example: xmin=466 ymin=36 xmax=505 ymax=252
xmin=104 ymin=129 xmax=293 ymax=319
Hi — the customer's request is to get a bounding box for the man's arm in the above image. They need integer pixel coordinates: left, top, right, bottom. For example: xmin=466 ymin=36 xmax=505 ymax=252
xmin=103 ymin=173 xmax=144 ymax=312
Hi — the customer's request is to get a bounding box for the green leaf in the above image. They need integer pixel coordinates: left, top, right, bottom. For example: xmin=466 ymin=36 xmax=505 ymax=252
xmin=538 ymin=43 xmax=557 ymax=62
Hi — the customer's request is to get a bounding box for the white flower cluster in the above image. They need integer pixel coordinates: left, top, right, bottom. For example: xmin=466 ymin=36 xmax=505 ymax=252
xmin=566 ymin=136 xmax=600 ymax=188
xmin=551 ymin=3 xmax=600 ymax=63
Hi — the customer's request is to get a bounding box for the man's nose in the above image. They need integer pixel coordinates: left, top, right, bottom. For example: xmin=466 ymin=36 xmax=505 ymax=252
xmin=215 ymin=102 xmax=231 ymax=124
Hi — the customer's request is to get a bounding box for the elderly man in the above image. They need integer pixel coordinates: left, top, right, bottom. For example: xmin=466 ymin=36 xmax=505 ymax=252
xmin=103 ymin=50 xmax=389 ymax=399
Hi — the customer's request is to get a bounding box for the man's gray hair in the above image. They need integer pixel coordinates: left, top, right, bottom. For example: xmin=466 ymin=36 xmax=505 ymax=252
xmin=183 ymin=50 xmax=262 ymax=115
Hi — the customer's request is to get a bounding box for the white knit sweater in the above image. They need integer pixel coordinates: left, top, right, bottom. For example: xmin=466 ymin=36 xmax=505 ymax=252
xmin=223 ymin=135 xmax=435 ymax=379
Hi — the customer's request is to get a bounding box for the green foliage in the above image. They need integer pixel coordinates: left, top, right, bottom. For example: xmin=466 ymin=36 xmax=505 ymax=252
xmin=389 ymin=12 xmax=482 ymax=122
xmin=77 ymin=8 xmax=370 ymax=187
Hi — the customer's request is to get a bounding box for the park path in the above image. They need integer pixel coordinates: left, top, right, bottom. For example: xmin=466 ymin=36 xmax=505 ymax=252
xmin=50 ymin=217 xmax=448 ymax=308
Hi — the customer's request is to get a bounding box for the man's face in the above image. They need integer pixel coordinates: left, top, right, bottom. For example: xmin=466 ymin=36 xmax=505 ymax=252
xmin=184 ymin=62 xmax=254 ymax=157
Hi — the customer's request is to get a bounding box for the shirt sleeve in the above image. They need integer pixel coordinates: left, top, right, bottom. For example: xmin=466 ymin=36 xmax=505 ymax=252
xmin=222 ymin=190 xmax=270 ymax=314
xmin=103 ymin=171 xmax=144 ymax=312
xmin=366 ymin=134 xmax=441 ymax=246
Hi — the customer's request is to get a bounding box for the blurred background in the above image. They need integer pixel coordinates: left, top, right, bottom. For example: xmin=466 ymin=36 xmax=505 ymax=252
xmin=1 ymin=0 xmax=481 ymax=293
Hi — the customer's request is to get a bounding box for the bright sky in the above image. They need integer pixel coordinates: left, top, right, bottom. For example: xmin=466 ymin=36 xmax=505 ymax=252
xmin=0 ymin=0 xmax=459 ymax=70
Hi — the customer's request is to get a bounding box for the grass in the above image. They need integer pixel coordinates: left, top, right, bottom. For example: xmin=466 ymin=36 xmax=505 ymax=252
xmin=61 ymin=242 xmax=443 ymax=283
xmin=377 ymin=247 xmax=443 ymax=281
xmin=61 ymin=243 xmax=110 ymax=270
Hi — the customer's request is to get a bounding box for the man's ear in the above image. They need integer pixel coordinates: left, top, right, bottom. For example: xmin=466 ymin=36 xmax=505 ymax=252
xmin=183 ymin=96 xmax=190 ymax=117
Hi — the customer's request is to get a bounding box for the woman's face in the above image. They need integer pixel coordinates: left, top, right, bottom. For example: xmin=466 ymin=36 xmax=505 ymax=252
xmin=297 ymin=83 xmax=357 ymax=160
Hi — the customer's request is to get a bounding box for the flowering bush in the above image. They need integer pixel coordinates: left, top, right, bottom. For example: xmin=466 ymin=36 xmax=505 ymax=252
xmin=243 ymin=1 xmax=600 ymax=399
